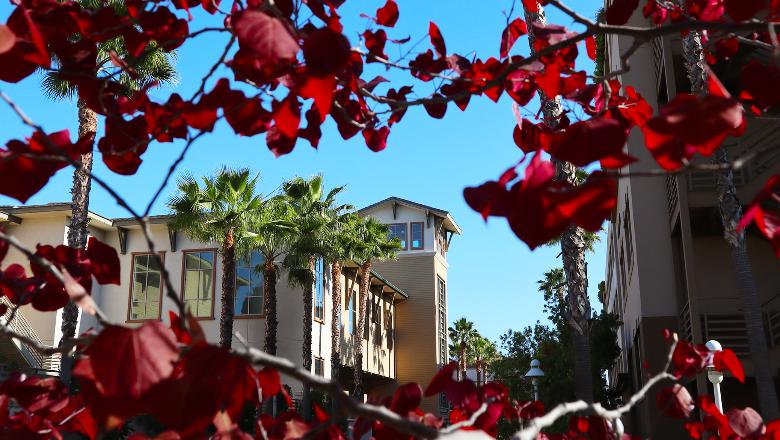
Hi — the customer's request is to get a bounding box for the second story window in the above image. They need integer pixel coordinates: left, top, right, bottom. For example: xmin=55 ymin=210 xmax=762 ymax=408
xmin=235 ymin=252 xmax=263 ymax=316
xmin=182 ymin=250 xmax=215 ymax=318
xmin=388 ymin=223 xmax=408 ymax=250
xmin=410 ymin=222 xmax=424 ymax=250
xmin=347 ymin=290 xmax=357 ymax=335
xmin=129 ymin=253 xmax=163 ymax=321
xmin=314 ymin=357 xmax=324 ymax=376
xmin=314 ymin=258 xmax=325 ymax=321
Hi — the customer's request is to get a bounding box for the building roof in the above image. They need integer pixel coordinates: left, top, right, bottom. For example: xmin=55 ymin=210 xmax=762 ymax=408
xmin=112 ymin=215 xmax=173 ymax=227
xmin=0 ymin=203 xmax=113 ymax=229
xmin=358 ymin=196 xmax=462 ymax=234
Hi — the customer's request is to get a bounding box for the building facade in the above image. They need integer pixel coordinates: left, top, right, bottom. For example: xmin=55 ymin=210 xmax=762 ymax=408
xmin=0 ymin=197 xmax=460 ymax=416
xmin=602 ymin=3 xmax=780 ymax=438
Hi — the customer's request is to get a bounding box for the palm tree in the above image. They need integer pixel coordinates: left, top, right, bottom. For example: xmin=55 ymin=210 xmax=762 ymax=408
xmin=448 ymin=318 xmax=478 ymax=381
xmin=243 ymin=195 xmax=296 ymax=356
xmin=351 ymin=217 xmax=400 ymax=398
xmin=467 ymin=336 xmax=499 ymax=387
xmin=47 ymin=1 xmax=177 ymax=344
xmin=168 ymin=169 xmax=263 ymax=348
xmin=521 ymin=1 xmax=594 ymax=403
xmin=282 ymin=175 xmax=349 ymax=416
xmin=321 ymin=213 xmax=362 ymax=392
xmin=679 ymin=26 xmax=780 ymax=418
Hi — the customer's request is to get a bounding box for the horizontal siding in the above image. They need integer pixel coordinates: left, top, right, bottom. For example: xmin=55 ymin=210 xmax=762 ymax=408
xmin=373 ymin=255 xmax=441 ymax=414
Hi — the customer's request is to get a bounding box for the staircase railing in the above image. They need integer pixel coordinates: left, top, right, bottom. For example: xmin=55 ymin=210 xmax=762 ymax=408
xmin=0 ymin=297 xmax=59 ymax=374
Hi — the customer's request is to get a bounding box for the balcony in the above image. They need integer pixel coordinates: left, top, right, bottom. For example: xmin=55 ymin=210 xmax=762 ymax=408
xmin=0 ymin=297 xmax=60 ymax=376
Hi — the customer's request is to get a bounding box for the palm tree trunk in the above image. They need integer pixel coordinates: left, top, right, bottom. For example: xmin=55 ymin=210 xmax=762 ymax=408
xmin=301 ymin=257 xmax=315 ymax=419
xmin=263 ymin=260 xmax=278 ymax=355
xmin=460 ymin=342 xmax=467 ymax=381
xmin=679 ymin=25 xmax=780 ymax=417
xmin=219 ymin=229 xmax=237 ymax=348
xmin=353 ymin=261 xmax=371 ymax=399
xmin=523 ymin=2 xmax=594 ymax=403
xmin=60 ymin=101 xmax=97 ymax=344
xmin=331 ymin=260 xmax=343 ymax=414
xmin=716 ymin=151 xmax=780 ymax=417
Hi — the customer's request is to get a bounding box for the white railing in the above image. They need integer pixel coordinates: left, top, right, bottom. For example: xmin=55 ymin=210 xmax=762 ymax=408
xmin=0 ymin=297 xmax=59 ymax=374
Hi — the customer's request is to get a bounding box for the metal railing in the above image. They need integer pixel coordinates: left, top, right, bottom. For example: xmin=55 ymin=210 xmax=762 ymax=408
xmin=0 ymin=297 xmax=60 ymax=374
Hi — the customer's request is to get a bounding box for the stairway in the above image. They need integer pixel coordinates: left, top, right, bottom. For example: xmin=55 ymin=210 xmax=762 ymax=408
xmin=0 ymin=297 xmax=60 ymax=377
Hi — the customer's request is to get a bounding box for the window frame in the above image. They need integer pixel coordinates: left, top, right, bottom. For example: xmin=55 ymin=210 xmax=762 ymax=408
xmin=234 ymin=251 xmax=265 ymax=319
xmin=179 ymin=248 xmax=217 ymax=320
xmin=387 ymin=223 xmax=409 ymax=251
xmin=410 ymin=222 xmax=425 ymax=250
xmin=126 ymin=252 xmax=165 ymax=323
xmin=314 ymin=257 xmax=325 ymax=323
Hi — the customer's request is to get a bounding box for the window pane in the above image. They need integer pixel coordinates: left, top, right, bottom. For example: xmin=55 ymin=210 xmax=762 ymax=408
xmin=184 ymin=271 xmax=200 ymax=299
xmin=200 ymin=252 xmax=214 ymax=269
xmin=250 ymin=251 xmax=263 ymax=269
xmin=146 ymin=301 xmax=159 ymax=319
xmin=197 ymin=299 xmax=211 ymax=317
xmin=147 ymin=255 xmax=161 ymax=271
xmin=147 ymin=271 xmax=161 ymax=291
xmin=200 ymin=270 xmax=212 ymax=299
xmin=134 ymin=254 xmax=149 ymax=272
xmin=388 ymin=224 xmax=407 ymax=249
xmin=411 ymin=223 xmax=423 ymax=249
xmin=249 ymin=297 xmax=262 ymax=315
xmin=184 ymin=253 xmax=200 ymax=270
xmin=133 ymin=273 xmax=147 ymax=302
xmin=131 ymin=302 xmax=144 ymax=320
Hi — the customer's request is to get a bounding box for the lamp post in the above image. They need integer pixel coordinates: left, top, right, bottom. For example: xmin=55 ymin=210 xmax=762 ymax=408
xmin=525 ymin=359 xmax=545 ymax=401
xmin=706 ymin=339 xmax=724 ymax=413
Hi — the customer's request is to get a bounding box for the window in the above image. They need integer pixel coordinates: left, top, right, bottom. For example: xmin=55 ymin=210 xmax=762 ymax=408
xmin=388 ymin=223 xmax=408 ymax=250
xmin=235 ymin=252 xmax=264 ymax=316
xmin=314 ymin=357 xmax=324 ymax=376
xmin=347 ymin=290 xmax=357 ymax=335
xmin=314 ymin=258 xmax=325 ymax=321
xmin=410 ymin=222 xmax=424 ymax=250
xmin=182 ymin=250 xmax=215 ymax=318
xmin=437 ymin=277 xmax=447 ymax=365
xmin=129 ymin=253 xmax=163 ymax=321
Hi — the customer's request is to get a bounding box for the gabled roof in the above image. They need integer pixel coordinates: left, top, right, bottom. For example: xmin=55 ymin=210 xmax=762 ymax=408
xmin=359 ymin=196 xmax=462 ymax=234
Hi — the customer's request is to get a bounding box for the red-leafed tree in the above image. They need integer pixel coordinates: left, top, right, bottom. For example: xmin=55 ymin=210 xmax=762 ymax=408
xmin=2 ymin=0 xmax=780 ymax=438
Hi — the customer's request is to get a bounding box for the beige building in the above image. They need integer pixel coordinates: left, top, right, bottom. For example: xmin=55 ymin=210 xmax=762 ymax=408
xmin=603 ymin=3 xmax=780 ymax=438
xmin=0 ymin=197 xmax=460 ymax=416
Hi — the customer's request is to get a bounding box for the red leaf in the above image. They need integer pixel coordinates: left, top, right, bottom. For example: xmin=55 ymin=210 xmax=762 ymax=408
xmin=266 ymin=126 xmax=297 ymax=157
xmin=429 ymin=21 xmax=446 ymax=57
xmin=740 ymin=61 xmax=780 ymax=112
xmin=298 ymin=74 xmax=335 ymax=123
xmin=376 ymin=0 xmax=399 ymax=27
xmin=424 ymin=95 xmax=447 ymax=119
xmin=537 ymin=63 xmax=560 ymax=98
xmin=725 ymin=0 xmax=767 ymax=20
xmin=303 ymin=28 xmax=350 ymax=75
xmin=547 ymin=117 xmax=629 ymax=167
xmin=168 ymin=311 xmax=191 ymax=345
xmin=272 ymin=95 xmax=301 ymax=139
xmin=362 ymin=126 xmax=390 ymax=152
xmin=500 ymin=18 xmax=527 ymax=59
xmin=656 ymin=384 xmax=694 ymax=419
xmin=713 ymin=348 xmax=745 ymax=382
xmin=75 ymin=321 xmax=178 ymax=400
xmin=671 ymin=340 xmax=709 ymax=378
xmin=231 ymin=10 xmax=299 ymax=64
xmin=363 ymin=29 xmax=388 ymax=61
xmin=644 ymin=94 xmax=743 ymax=170
xmin=257 ymin=368 xmax=282 ymax=400
xmin=424 ymin=362 xmax=457 ymax=396
xmin=585 ymin=35 xmax=597 ymax=61
xmin=726 ymin=407 xmax=764 ymax=438
xmin=0 ymin=25 xmax=15 ymax=55
xmin=86 ymin=237 xmax=120 ymax=285
xmin=513 ymin=119 xmax=549 ymax=154
xmin=62 ymin=270 xmax=97 ymax=317
xmin=390 ymin=383 xmax=422 ymax=415
xmin=605 ymin=0 xmax=639 ymax=25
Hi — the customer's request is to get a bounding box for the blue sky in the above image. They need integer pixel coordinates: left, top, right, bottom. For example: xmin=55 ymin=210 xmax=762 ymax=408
xmin=0 ymin=0 xmax=604 ymax=343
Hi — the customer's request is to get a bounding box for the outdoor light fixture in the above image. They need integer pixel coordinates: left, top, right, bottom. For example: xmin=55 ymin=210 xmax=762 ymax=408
xmin=525 ymin=359 xmax=545 ymax=401
xmin=706 ymin=339 xmax=724 ymax=412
